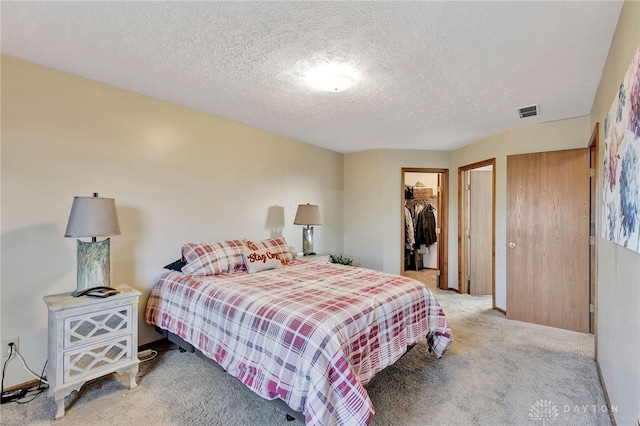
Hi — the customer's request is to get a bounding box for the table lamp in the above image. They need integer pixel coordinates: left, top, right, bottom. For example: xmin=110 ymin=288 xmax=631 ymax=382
xmin=293 ymin=203 xmax=322 ymax=255
xmin=65 ymin=193 xmax=121 ymax=297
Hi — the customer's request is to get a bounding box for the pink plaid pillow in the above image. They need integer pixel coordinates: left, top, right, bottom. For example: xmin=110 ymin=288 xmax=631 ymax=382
xmin=181 ymin=239 xmax=250 ymax=276
xmin=247 ymin=237 xmax=294 ymax=264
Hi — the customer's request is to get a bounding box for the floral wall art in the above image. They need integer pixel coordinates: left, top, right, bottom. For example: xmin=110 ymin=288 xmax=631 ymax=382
xmin=603 ymin=46 xmax=640 ymax=253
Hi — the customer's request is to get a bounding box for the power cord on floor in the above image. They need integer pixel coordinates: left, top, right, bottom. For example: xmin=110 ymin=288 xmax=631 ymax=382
xmin=1 ymin=343 xmax=49 ymax=405
xmin=1 ymin=342 xmax=169 ymax=405
xmin=1 ymin=344 xmax=14 ymax=401
xmin=14 ymin=359 xmax=48 ymax=405
xmin=138 ymin=348 xmax=159 ymax=363
xmin=138 ymin=342 xmax=180 ymax=362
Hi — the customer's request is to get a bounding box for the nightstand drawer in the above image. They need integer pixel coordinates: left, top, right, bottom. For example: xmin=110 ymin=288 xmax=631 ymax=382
xmin=64 ymin=335 xmax=132 ymax=383
xmin=64 ymin=305 xmax=133 ymax=350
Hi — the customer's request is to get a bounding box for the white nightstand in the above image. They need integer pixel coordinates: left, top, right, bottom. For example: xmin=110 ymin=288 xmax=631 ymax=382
xmin=298 ymin=253 xmax=330 ymax=263
xmin=43 ymin=284 xmax=140 ymax=419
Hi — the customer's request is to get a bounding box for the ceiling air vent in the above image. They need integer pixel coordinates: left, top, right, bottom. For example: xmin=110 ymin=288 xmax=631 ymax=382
xmin=517 ymin=104 xmax=539 ymax=118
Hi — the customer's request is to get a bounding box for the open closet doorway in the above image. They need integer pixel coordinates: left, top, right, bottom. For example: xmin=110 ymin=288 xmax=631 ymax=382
xmin=401 ymin=168 xmax=449 ymax=291
xmin=458 ymin=159 xmax=496 ymax=305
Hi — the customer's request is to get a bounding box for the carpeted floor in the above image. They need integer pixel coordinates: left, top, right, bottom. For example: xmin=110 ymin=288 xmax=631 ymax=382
xmin=0 ymin=284 xmax=611 ymax=426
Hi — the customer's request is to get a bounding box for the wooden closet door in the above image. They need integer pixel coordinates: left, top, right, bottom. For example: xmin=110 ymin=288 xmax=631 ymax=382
xmin=506 ymin=149 xmax=589 ymax=333
xmin=469 ymin=170 xmax=492 ymax=295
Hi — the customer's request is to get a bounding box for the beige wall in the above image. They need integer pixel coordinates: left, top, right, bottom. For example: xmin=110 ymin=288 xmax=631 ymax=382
xmin=1 ymin=56 xmax=344 ymax=387
xmin=451 ymin=116 xmax=592 ymax=309
xmin=589 ymin=1 xmax=640 ymax=424
xmin=344 ymin=149 xmax=450 ymax=274
xmin=344 ymin=150 xmax=385 ymax=270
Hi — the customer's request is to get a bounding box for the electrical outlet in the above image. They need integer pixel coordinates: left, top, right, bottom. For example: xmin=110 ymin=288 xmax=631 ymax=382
xmin=2 ymin=337 xmax=19 ymax=356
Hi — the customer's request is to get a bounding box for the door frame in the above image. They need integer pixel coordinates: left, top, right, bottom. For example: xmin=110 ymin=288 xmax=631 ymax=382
xmin=458 ymin=158 xmax=496 ymax=308
xmin=588 ymin=123 xmax=599 ymax=341
xmin=400 ymin=168 xmax=449 ymax=290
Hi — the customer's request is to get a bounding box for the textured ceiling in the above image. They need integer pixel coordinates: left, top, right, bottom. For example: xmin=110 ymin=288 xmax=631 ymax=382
xmin=1 ymin=1 xmax=623 ymax=153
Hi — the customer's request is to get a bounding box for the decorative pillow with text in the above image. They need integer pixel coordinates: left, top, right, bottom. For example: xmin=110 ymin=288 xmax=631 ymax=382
xmin=247 ymin=237 xmax=294 ymax=264
xmin=242 ymin=249 xmax=283 ymax=274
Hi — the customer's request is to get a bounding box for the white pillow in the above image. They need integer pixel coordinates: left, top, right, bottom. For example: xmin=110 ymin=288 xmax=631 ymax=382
xmin=242 ymin=249 xmax=283 ymax=274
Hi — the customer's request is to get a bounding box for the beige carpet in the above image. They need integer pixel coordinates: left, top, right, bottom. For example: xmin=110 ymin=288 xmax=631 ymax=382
xmin=0 ymin=286 xmax=611 ymax=426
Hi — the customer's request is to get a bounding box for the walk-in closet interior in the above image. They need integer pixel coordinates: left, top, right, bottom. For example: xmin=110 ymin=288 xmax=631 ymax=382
xmin=402 ymin=170 xmax=441 ymax=289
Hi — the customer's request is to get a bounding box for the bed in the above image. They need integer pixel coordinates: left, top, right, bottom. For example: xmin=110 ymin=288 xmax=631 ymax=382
xmin=145 ymin=238 xmax=453 ymax=426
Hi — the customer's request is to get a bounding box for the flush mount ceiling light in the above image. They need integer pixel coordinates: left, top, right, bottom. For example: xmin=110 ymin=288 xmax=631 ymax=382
xmin=305 ymin=63 xmax=360 ymax=92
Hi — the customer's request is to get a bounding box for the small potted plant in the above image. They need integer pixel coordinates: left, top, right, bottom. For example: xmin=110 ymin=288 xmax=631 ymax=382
xmin=329 ymin=253 xmax=353 ymax=266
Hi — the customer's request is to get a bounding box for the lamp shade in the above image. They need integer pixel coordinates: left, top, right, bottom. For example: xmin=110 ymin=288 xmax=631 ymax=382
xmin=294 ymin=204 xmax=322 ymax=226
xmin=65 ymin=196 xmax=121 ymax=238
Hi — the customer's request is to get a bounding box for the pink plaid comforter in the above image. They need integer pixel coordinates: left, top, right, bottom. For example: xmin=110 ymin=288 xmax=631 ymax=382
xmin=145 ymin=260 xmax=453 ymax=425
